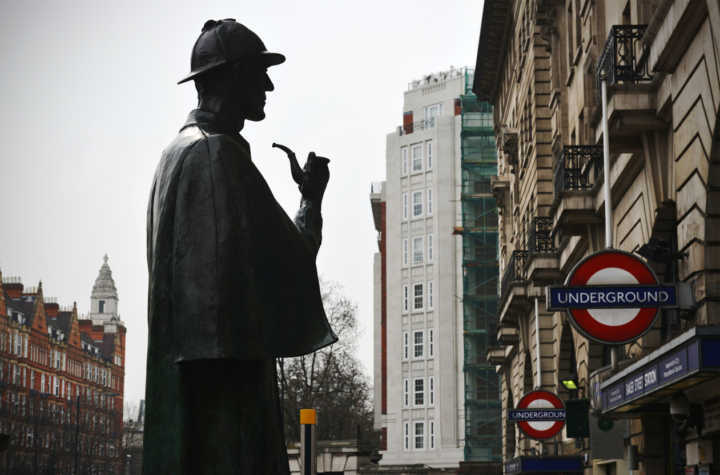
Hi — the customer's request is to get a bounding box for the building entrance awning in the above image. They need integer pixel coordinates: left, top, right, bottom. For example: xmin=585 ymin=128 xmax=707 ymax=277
xmin=504 ymin=456 xmax=583 ymax=474
xmin=596 ymin=326 xmax=720 ymax=415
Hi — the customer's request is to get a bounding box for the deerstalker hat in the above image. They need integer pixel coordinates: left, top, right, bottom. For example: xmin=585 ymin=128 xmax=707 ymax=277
xmin=178 ymin=19 xmax=285 ymax=85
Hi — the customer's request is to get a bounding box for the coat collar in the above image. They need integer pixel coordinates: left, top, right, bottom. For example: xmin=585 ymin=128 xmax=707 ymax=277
xmin=181 ymin=109 xmax=250 ymax=151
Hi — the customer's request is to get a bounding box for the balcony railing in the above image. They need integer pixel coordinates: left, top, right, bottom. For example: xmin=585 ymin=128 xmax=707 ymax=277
xmin=528 ymin=217 xmax=555 ymax=254
xmin=398 ymin=117 xmax=436 ymax=135
xmin=553 ymin=145 xmax=603 ymax=204
xmin=597 ymin=25 xmax=652 ymax=87
xmin=500 ymin=250 xmax=527 ymax=304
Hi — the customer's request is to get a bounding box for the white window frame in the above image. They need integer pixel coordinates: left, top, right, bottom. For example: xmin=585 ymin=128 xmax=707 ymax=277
xmin=424 ymin=103 xmax=442 ymax=122
xmin=412 ymin=236 xmax=424 ymax=265
xmin=427 ymin=189 xmax=433 ymax=215
xmin=403 ymin=378 xmax=410 ymax=408
xmin=428 ymin=280 xmax=434 ymax=310
xmin=413 ymin=377 xmax=425 ymax=407
xmin=402 ymin=192 xmax=408 ymax=220
xmin=404 ymin=421 xmax=410 ymax=451
xmin=427 ymin=234 xmax=433 ymax=262
xmin=426 ymin=140 xmax=433 ymax=170
xmin=430 ymin=420 xmax=435 ymax=449
xmin=401 ymin=147 xmax=409 ymax=176
xmin=412 ymin=191 xmax=423 ymax=218
xmin=429 ymin=329 xmax=434 ymax=357
xmin=402 ymin=239 xmax=408 ymax=267
xmin=413 ymin=330 xmax=424 ymax=359
xmin=402 ymin=285 xmax=409 ymax=313
xmin=402 ymin=331 xmax=409 ymax=360
xmin=413 ymin=283 xmax=424 ymax=311
xmin=429 ymin=376 xmax=435 ymax=406
xmin=411 ymin=144 xmax=423 ymax=172
xmin=414 ymin=420 xmax=426 ymax=450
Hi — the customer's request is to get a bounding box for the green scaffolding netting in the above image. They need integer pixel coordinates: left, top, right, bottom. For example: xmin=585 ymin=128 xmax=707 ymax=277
xmin=460 ymin=74 xmax=502 ymax=462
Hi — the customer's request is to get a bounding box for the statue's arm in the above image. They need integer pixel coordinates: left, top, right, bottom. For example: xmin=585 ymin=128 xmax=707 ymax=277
xmin=293 ymin=152 xmax=330 ymax=258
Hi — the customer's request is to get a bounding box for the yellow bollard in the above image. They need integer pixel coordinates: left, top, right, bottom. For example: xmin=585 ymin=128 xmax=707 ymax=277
xmin=300 ymin=409 xmax=316 ymax=475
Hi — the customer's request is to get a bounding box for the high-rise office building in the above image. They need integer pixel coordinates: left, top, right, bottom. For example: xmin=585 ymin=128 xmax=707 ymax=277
xmin=371 ymin=68 xmax=500 ymax=469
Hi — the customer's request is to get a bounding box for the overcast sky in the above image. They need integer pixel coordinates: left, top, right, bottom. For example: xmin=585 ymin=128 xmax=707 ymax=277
xmin=0 ymin=1 xmax=484 ymax=407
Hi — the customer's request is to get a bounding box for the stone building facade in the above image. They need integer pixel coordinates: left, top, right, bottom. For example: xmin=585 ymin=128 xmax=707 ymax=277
xmin=474 ymin=0 xmax=720 ymax=473
xmin=0 ymin=256 xmax=126 ymax=474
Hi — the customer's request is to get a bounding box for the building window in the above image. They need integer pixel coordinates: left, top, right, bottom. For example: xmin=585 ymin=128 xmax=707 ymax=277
xmin=413 ymin=330 xmax=424 ymax=358
xmin=427 ymin=189 xmax=433 ymax=215
xmin=411 ymin=144 xmax=423 ymax=172
xmin=412 ymin=236 xmax=424 ymax=265
xmin=402 ymin=285 xmax=409 ymax=313
xmin=428 ymin=281 xmax=434 ymax=309
xmin=404 ymin=422 xmax=410 ymax=450
xmin=402 ymin=238 xmax=409 ymax=266
xmin=98 ymin=300 xmax=105 ymax=313
xmin=425 ymin=103 xmax=441 ymax=122
xmin=413 ymin=283 xmax=424 ymax=310
xmin=428 ymin=234 xmax=433 ymax=262
xmin=414 ymin=421 xmax=425 ymax=449
xmin=426 ymin=140 xmax=433 ymax=169
xmin=403 ymin=379 xmax=409 ymax=408
xmin=429 ymin=376 xmax=435 ymax=406
xmin=414 ymin=378 xmax=425 ymax=406
xmin=403 ymin=332 xmax=409 ymax=360
xmin=401 ymin=147 xmax=409 ymax=176
xmin=429 ymin=329 xmax=434 ymax=357
xmin=402 ymin=192 xmax=408 ymax=219
xmin=412 ymin=191 xmax=423 ymax=217
xmin=430 ymin=420 xmax=435 ymax=449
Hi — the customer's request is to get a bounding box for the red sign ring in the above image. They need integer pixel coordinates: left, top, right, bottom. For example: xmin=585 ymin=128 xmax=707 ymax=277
xmin=516 ymin=390 xmax=565 ymax=439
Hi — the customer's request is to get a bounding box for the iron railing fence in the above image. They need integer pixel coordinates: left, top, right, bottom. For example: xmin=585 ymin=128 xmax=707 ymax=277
xmin=597 ymin=25 xmax=652 ymax=88
xmin=553 ymin=145 xmax=603 ymax=204
xmin=528 ymin=217 xmax=556 ymax=254
xmin=500 ymin=250 xmax=528 ymax=304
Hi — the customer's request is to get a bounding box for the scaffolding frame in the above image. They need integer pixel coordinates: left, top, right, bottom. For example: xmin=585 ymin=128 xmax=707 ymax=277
xmin=460 ymin=69 xmax=501 ymax=462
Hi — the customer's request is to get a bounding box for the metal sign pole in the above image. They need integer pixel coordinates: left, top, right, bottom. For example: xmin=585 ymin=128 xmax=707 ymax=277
xmin=300 ymin=409 xmax=316 ymax=475
xmin=601 ymin=78 xmax=620 ymax=369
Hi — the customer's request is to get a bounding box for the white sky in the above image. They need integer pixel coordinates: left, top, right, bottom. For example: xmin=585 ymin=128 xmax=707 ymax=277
xmin=0 ymin=0 xmax=484 ymax=407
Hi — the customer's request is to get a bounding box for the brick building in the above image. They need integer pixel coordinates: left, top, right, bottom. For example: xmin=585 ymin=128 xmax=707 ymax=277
xmin=0 ymin=256 xmax=126 ymax=474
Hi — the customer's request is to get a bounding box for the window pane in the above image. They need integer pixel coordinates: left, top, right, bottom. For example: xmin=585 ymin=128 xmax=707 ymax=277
xmin=412 ymin=145 xmax=423 ymax=171
xmin=413 ymin=237 xmax=424 ymax=265
xmin=414 ymin=284 xmax=423 ymax=310
xmin=412 ymin=191 xmax=423 ymax=217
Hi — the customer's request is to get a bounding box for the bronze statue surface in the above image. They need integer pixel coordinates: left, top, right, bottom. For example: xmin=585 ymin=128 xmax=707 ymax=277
xmin=143 ymin=19 xmax=336 ymax=474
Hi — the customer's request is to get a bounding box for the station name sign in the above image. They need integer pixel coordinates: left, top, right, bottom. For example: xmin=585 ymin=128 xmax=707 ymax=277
xmin=508 ymin=409 xmax=566 ymax=421
xmin=547 ymin=285 xmax=677 ymax=310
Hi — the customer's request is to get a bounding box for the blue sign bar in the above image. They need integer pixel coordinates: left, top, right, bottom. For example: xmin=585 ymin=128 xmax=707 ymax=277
xmin=547 ymin=285 xmax=676 ymax=309
xmin=508 ymin=409 xmax=566 ymax=421
xmin=505 ymin=457 xmax=584 ymax=474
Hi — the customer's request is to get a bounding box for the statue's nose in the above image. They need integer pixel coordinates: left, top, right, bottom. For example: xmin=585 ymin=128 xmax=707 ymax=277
xmin=264 ymin=72 xmax=274 ymax=92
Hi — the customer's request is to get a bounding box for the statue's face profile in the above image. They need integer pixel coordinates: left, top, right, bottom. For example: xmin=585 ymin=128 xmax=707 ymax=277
xmin=231 ymin=62 xmax=275 ymax=122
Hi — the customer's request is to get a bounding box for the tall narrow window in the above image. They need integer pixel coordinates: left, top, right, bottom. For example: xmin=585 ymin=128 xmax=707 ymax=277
xmin=424 ymin=103 xmax=442 ymax=123
xmin=427 ymin=189 xmax=433 ymax=215
xmin=414 ymin=378 xmax=425 ymax=406
xmin=403 ymin=379 xmax=409 ymax=408
xmin=429 ymin=376 xmax=435 ymax=405
xmin=428 ymin=234 xmax=433 ymax=262
xmin=402 ymin=285 xmax=409 ymax=313
xmin=430 ymin=421 xmax=435 ymax=449
xmin=413 ymin=236 xmax=424 ymax=265
xmin=413 ymin=330 xmax=424 ymax=358
xmin=402 ymin=239 xmax=408 ymax=266
xmin=428 ymin=281 xmax=434 ymax=309
xmin=401 ymin=147 xmax=409 ymax=176
xmin=411 ymin=144 xmax=423 ymax=172
xmin=404 ymin=422 xmax=410 ymax=450
xmin=412 ymin=191 xmax=423 ymax=217
xmin=426 ymin=140 xmax=433 ymax=169
xmin=403 ymin=332 xmax=409 ymax=360
xmin=402 ymin=192 xmax=408 ymax=219
xmin=414 ymin=421 xmax=425 ymax=449
xmin=414 ymin=283 xmax=424 ymax=310
xmin=98 ymin=300 xmax=105 ymax=313
xmin=429 ymin=329 xmax=434 ymax=357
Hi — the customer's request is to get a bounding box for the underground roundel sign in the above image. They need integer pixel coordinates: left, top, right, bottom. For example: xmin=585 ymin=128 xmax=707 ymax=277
xmin=509 ymin=390 xmax=565 ymax=439
xmin=547 ymin=249 xmax=676 ymax=344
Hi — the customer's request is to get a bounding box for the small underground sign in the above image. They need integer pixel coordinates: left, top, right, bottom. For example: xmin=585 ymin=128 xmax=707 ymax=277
xmin=509 ymin=390 xmax=566 ymax=439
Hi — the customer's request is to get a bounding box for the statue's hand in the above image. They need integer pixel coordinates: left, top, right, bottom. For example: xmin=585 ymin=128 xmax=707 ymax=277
xmin=300 ymin=152 xmax=330 ymax=202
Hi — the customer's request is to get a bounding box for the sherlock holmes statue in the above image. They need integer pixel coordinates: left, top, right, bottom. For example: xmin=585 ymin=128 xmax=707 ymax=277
xmin=143 ymin=19 xmax=337 ymax=474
